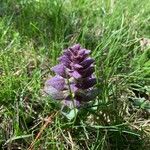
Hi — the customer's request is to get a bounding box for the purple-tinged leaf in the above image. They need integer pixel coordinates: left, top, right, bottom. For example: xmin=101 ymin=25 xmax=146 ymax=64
xmin=78 ymin=66 xmax=95 ymax=77
xmin=76 ymin=78 xmax=96 ymax=89
xmin=62 ymin=99 xmax=80 ymax=108
xmin=44 ymin=85 xmax=65 ymax=100
xmin=72 ymin=63 xmax=83 ymax=69
xmin=63 ymin=50 xmax=71 ymax=60
xmin=51 ymin=64 xmax=66 ymax=77
xmin=70 ymin=71 xmax=82 ymax=79
xmin=58 ymin=56 xmax=71 ymax=68
xmin=45 ymin=76 xmax=66 ymax=91
xmin=70 ymin=44 xmax=80 ymax=52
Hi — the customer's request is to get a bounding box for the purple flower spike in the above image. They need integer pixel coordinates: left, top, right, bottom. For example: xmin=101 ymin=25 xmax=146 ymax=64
xmin=44 ymin=44 xmax=97 ymax=108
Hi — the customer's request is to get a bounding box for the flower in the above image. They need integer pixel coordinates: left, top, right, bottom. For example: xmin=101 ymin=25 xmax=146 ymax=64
xmin=44 ymin=44 xmax=97 ymax=108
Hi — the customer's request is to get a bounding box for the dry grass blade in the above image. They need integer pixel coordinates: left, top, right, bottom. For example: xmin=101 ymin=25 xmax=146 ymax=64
xmin=27 ymin=113 xmax=57 ymax=150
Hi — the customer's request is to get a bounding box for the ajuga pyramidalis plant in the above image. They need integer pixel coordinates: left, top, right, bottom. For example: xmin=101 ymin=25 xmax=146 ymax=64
xmin=44 ymin=44 xmax=97 ymax=108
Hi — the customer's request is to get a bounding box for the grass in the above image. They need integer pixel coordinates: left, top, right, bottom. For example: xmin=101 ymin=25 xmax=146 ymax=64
xmin=0 ymin=0 xmax=150 ymax=149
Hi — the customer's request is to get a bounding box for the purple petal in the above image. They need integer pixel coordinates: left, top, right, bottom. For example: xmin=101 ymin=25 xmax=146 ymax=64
xmin=72 ymin=50 xmax=91 ymax=63
xmin=70 ymin=44 xmax=80 ymax=51
xmin=84 ymin=50 xmax=91 ymax=55
xmin=63 ymin=50 xmax=71 ymax=60
xmin=80 ymin=49 xmax=91 ymax=61
xmin=69 ymin=44 xmax=81 ymax=56
xmin=71 ymin=55 xmax=84 ymax=63
xmin=45 ymin=76 xmax=66 ymax=91
xmin=51 ymin=64 xmax=66 ymax=77
xmin=78 ymin=49 xmax=85 ymax=56
xmin=80 ymin=58 xmax=94 ymax=68
xmin=77 ymin=48 xmax=90 ymax=56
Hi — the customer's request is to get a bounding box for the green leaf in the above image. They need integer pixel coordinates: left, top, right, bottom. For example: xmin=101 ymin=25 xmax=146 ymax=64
xmin=62 ymin=108 xmax=78 ymax=120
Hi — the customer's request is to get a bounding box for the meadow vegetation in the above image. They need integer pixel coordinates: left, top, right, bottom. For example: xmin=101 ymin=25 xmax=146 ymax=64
xmin=0 ymin=0 xmax=150 ymax=149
